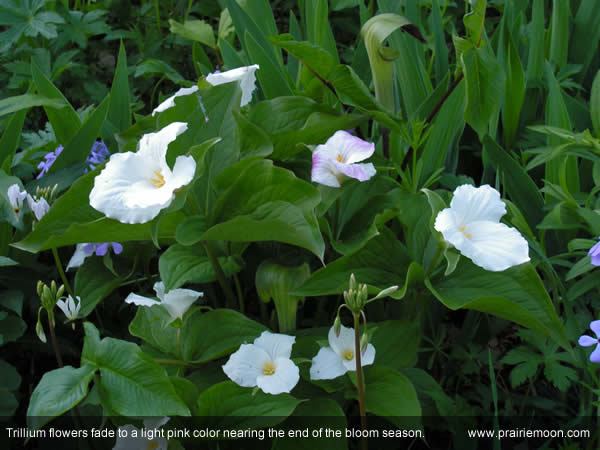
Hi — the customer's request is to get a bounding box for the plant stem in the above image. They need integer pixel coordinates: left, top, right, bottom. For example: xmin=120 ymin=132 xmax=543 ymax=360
xmin=234 ymin=274 xmax=245 ymax=313
xmin=353 ymin=312 xmax=368 ymax=450
xmin=47 ymin=315 xmax=64 ymax=368
xmin=203 ymin=242 xmax=238 ymax=309
xmin=51 ymin=247 xmax=74 ymax=297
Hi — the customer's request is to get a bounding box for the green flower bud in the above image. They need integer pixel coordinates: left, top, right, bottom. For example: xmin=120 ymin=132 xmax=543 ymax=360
xmin=333 ymin=315 xmax=342 ymax=337
xmin=360 ymin=333 xmax=369 ymax=354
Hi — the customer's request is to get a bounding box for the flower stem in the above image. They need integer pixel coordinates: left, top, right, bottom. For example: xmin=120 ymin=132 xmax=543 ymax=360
xmin=47 ymin=315 xmax=64 ymax=368
xmin=353 ymin=312 xmax=368 ymax=450
xmin=203 ymin=242 xmax=238 ymax=309
xmin=51 ymin=247 xmax=74 ymax=297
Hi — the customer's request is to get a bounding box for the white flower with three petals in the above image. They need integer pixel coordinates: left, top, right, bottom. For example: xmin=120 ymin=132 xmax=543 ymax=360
xmin=125 ymin=281 xmax=203 ymax=324
xmin=310 ymin=325 xmax=375 ymax=380
xmin=434 ymin=184 xmax=530 ymax=272
xmin=223 ymin=331 xmax=300 ymax=395
xmin=89 ymin=122 xmax=195 ymax=224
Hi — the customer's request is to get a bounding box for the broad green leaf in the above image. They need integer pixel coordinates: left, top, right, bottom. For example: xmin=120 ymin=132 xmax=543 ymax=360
xmin=50 ymin=95 xmax=110 ymax=172
xmin=196 ymin=381 xmax=301 ymax=429
xmin=483 ymin=136 xmax=544 ymax=228
xmin=462 ymin=46 xmax=505 ymax=138
xmin=74 ymin=258 xmax=125 ymax=317
xmin=31 ymin=60 xmax=81 ymax=144
xmin=81 ymin=322 xmax=190 ymax=416
xmin=0 ymin=94 xmax=64 ymax=118
xmin=371 ymin=320 xmax=420 ymax=370
xmin=159 ymin=244 xmax=242 ymax=291
xmin=0 ymin=359 xmax=20 ymax=416
xmin=0 ymin=109 xmax=27 ymax=172
xmin=27 ymin=365 xmax=96 ymax=430
xmin=169 ymin=19 xmax=215 ymax=47
xmin=425 ymin=260 xmax=569 ymax=349
xmin=570 ymin=0 xmax=600 ymax=80
xmin=463 ymin=0 xmax=487 ymax=45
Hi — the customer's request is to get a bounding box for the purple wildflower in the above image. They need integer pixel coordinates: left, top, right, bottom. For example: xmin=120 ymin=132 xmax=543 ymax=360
xmin=85 ymin=141 xmax=110 ymax=172
xmin=83 ymin=242 xmax=123 ymax=257
xmin=588 ymin=241 xmax=600 ymax=266
xmin=36 ymin=146 xmax=63 ymax=179
xmin=578 ymin=320 xmax=600 ymax=363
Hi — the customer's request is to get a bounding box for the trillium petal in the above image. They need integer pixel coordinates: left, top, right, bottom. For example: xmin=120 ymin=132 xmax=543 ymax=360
xmin=66 ymin=244 xmax=89 ymax=271
xmin=328 ymin=325 xmax=355 ymax=356
xmin=206 ymin=65 xmax=259 ymax=106
xmin=125 ymin=293 xmax=160 ymax=307
xmin=449 ymin=184 xmax=506 ymax=225
xmin=152 ymin=86 xmax=199 ymax=116
xmin=578 ymin=335 xmax=598 ymax=347
xmin=590 ymin=320 xmax=600 ymax=338
xmin=341 ymin=343 xmax=376 ymax=371
xmin=168 ymin=155 xmax=196 ymax=190
xmin=256 ymin=357 xmax=299 ymax=395
xmin=335 ymin=162 xmax=376 ymax=182
xmin=452 ymin=220 xmax=530 ymax=272
xmin=162 ymin=288 xmax=203 ymax=322
xmin=222 ymin=344 xmax=270 ymax=388
xmin=254 ymin=331 xmax=295 ymax=360
xmin=311 ymin=153 xmax=341 ymax=188
xmin=309 ymin=347 xmax=347 ymax=380
xmin=326 ymin=131 xmax=375 ymax=164
xmin=153 ymin=282 xmax=166 ymax=301
xmin=137 ymin=122 xmax=188 ymax=163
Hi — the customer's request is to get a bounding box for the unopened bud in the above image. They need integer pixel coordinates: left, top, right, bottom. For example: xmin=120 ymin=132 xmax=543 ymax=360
xmin=333 ymin=316 xmax=342 ymax=337
xmin=56 ymin=284 xmax=65 ymax=299
xmin=360 ymin=333 xmax=369 ymax=354
xmin=36 ymin=281 xmax=44 ymax=297
xmin=36 ymin=318 xmax=46 ymax=343
xmin=349 ymin=273 xmax=357 ymax=291
xmin=50 ymin=280 xmax=57 ymax=297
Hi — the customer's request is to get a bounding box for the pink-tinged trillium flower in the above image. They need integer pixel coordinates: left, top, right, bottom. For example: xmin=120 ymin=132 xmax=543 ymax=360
xmin=26 ymin=194 xmax=49 ymax=221
xmin=311 ymin=131 xmax=376 ymax=188
xmin=310 ymin=325 xmax=375 ymax=380
xmin=223 ymin=331 xmax=300 ymax=395
xmin=434 ymin=184 xmax=530 ymax=272
xmin=89 ymin=122 xmax=195 ymax=224
xmin=113 ymin=417 xmax=169 ymax=450
xmin=125 ymin=281 xmax=203 ymax=324
xmin=588 ymin=241 xmax=600 ymax=266
xmin=66 ymin=242 xmax=123 ymax=271
xmin=7 ymin=184 xmax=27 ymax=216
xmin=578 ymin=320 xmax=600 ymax=364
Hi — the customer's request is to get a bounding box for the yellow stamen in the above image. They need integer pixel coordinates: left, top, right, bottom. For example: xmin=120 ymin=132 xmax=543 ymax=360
xmin=336 ymin=153 xmax=344 ymax=162
xmin=458 ymin=225 xmax=473 ymax=239
xmin=262 ymin=361 xmax=276 ymax=376
xmin=342 ymin=349 xmax=354 ymax=361
xmin=150 ymin=170 xmax=166 ymax=188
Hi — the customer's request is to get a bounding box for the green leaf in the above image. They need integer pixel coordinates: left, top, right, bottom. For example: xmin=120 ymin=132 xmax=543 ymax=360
xmin=169 ymin=19 xmax=215 ymax=47
xmin=591 ymin=70 xmax=600 ymax=138
xmin=360 ymin=366 xmax=421 ymax=426
xmin=425 ymin=260 xmax=569 ymax=349
xmin=0 ymin=109 xmax=27 ymax=172
xmin=31 ymin=60 xmax=82 ymax=144
xmin=463 ymin=0 xmax=487 ymax=45
xmin=462 ymin=46 xmax=505 ymax=138
xmin=549 ymin=0 xmax=570 ymax=70
xmin=108 ymin=42 xmax=131 ymax=132
xmin=304 ymin=0 xmax=339 ymax=62
xmin=526 ymin=0 xmax=545 ymax=83
xmin=50 ymin=95 xmax=110 ymax=172
xmin=27 ymin=365 xmax=96 ymax=430
xmin=371 ymin=320 xmax=420 ymax=370
xmin=0 ymin=94 xmax=64 ymax=118
xmin=196 ymin=381 xmax=301 ymax=429
xmin=500 ymin=26 xmax=525 ymax=148
xmin=81 ymin=322 xmax=190 ymax=416
xmin=159 ymin=244 xmax=242 ymax=291
xmin=74 ymin=258 xmax=125 ymax=317
xmin=0 ymin=359 xmax=20 ymax=416
xmin=483 ymin=136 xmax=544 ymax=228
xmin=203 ymin=159 xmax=325 ymax=259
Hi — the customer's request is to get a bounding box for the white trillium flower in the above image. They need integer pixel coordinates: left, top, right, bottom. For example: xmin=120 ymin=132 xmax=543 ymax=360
xmin=310 ymin=325 xmax=375 ymax=380
xmin=27 ymin=195 xmax=50 ymax=221
xmin=206 ymin=64 xmax=260 ymax=106
xmin=223 ymin=331 xmax=300 ymax=395
xmin=125 ymin=281 xmax=203 ymax=323
xmin=56 ymin=295 xmax=81 ymax=321
xmin=113 ymin=417 xmax=169 ymax=450
xmin=311 ymin=130 xmax=376 ymax=188
xmin=152 ymin=86 xmax=200 ymax=116
xmin=89 ymin=122 xmax=195 ymax=224
xmin=434 ymin=184 xmax=530 ymax=272
xmin=7 ymin=184 xmax=27 ymax=215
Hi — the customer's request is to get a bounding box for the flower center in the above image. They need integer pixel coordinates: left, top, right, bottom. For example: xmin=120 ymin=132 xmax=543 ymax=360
xmin=147 ymin=441 xmax=159 ymax=450
xmin=336 ymin=153 xmax=344 ymax=163
xmin=150 ymin=170 xmax=166 ymax=188
xmin=458 ymin=225 xmax=473 ymax=239
xmin=342 ymin=349 xmax=354 ymax=361
xmin=262 ymin=361 xmax=276 ymax=376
